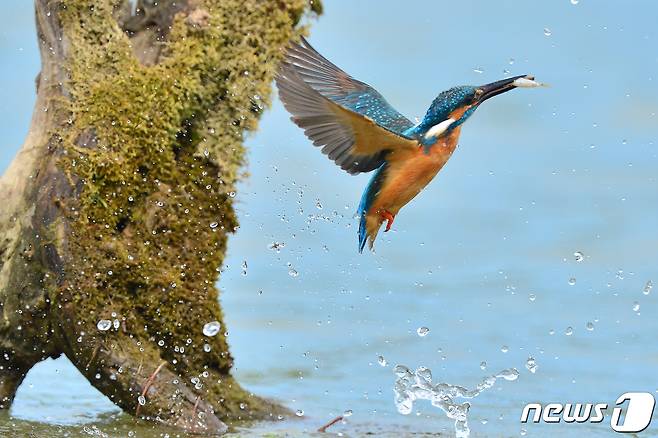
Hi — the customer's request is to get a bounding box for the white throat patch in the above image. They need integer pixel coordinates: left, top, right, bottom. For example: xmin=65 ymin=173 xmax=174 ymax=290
xmin=424 ymin=118 xmax=455 ymax=139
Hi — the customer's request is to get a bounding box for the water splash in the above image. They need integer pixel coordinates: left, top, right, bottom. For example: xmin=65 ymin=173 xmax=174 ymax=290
xmin=393 ymin=364 xmax=519 ymax=437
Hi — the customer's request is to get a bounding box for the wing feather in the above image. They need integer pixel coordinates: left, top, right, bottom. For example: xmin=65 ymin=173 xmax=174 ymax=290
xmin=276 ymin=37 xmax=417 ymax=175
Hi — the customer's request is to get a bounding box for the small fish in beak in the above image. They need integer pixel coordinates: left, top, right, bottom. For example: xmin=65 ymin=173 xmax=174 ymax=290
xmin=512 ymin=76 xmax=547 ymax=88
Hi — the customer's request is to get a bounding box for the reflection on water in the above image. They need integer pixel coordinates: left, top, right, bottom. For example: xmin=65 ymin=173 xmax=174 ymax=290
xmin=3 ymin=0 xmax=658 ymax=437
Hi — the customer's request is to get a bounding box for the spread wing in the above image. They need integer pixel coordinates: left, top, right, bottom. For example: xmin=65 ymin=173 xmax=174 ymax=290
xmin=275 ymin=37 xmax=418 ymax=175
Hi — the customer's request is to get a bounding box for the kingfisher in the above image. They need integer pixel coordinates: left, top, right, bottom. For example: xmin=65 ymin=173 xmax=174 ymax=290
xmin=275 ymin=37 xmax=542 ymax=253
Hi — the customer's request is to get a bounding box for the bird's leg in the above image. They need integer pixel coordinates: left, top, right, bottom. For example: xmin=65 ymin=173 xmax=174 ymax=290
xmin=379 ymin=209 xmax=395 ymax=232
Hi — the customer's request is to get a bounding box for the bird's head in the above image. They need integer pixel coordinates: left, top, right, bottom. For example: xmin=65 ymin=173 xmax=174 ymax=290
xmin=414 ymin=75 xmax=537 ymax=143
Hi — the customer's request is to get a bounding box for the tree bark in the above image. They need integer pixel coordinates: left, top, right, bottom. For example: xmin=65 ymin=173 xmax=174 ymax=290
xmin=0 ymin=0 xmax=320 ymax=434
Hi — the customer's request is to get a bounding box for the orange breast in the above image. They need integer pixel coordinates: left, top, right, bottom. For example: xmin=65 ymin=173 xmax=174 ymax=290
xmin=369 ymin=127 xmax=461 ymax=216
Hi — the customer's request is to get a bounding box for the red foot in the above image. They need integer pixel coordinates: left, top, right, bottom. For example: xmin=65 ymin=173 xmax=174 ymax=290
xmin=379 ymin=209 xmax=395 ymax=232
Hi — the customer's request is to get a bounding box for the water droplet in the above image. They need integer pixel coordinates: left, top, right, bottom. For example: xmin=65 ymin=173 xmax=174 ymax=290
xmin=543 ymin=27 xmax=552 ymax=37
xmin=568 ymin=277 xmax=576 ymax=286
xmin=528 ymin=293 xmax=536 ymax=302
xmin=497 ymin=368 xmax=520 ymax=381
xmin=570 ymin=0 xmax=579 ymax=4
xmin=416 ymin=366 xmax=432 ymax=383
xmin=632 ymin=301 xmax=640 ymax=312
xmin=417 ymin=326 xmax=430 ymax=337
xmin=343 ymin=409 xmax=353 ymax=417
xmin=394 ymin=364 xmax=411 ymax=377
xmin=202 ymin=321 xmax=221 ymax=337
xmin=209 ymin=222 xmax=218 ymax=229
xmin=203 ymin=344 xmax=211 ymax=352
xmin=480 ymin=361 xmax=487 ymax=370
xmin=295 ymin=409 xmax=304 ymax=417
xmin=525 ymin=357 xmax=538 ymax=374
xmin=377 ymin=355 xmax=388 ymax=367
xmin=228 ymin=191 xmax=236 ymax=198
xmin=501 ymin=345 xmax=509 ymax=353
xmin=574 ymin=251 xmax=584 ymax=262
xmin=138 ymin=395 xmax=146 ymax=406
xmin=268 ymin=241 xmax=285 ymax=252
xmin=315 ymin=199 xmax=323 ymax=209
xmin=241 ymin=260 xmax=248 ymax=276
xmin=473 ymin=67 xmax=484 ymax=74
xmin=643 ymin=280 xmax=653 ymax=295
xmin=565 ymin=326 xmax=574 ymax=336
xmin=586 ymin=321 xmax=594 ymax=331
xmin=97 ymin=319 xmax=112 ymax=331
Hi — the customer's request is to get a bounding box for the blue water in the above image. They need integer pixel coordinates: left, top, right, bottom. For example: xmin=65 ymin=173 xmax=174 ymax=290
xmin=2 ymin=1 xmax=658 ymax=436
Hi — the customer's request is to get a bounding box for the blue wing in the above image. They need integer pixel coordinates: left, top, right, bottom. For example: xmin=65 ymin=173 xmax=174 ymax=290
xmin=276 ymin=37 xmax=417 ymax=175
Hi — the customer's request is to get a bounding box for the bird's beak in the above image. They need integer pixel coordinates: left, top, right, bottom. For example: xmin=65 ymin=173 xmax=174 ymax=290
xmin=476 ymin=74 xmax=534 ymax=103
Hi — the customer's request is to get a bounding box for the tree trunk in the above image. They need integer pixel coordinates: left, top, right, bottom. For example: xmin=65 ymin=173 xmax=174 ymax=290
xmin=0 ymin=0 xmax=321 ymax=434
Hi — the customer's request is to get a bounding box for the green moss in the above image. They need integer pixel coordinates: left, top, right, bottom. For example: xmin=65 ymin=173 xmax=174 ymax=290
xmin=51 ymin=0 xmax=321 ymax=421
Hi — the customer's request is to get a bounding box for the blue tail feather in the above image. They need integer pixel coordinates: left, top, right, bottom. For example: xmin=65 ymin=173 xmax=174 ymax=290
xmin=358 ymin=212 xmax=368 ymax=253
xmin=357 ymin=163 xmax=387 ymax=253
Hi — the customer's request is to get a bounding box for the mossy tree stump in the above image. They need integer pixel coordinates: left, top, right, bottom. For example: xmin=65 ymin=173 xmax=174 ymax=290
xmin=0 ymin=0 xmax=320 ymax=434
